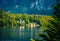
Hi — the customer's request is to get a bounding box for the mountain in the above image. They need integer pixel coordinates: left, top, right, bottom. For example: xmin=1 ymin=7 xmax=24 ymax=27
xmin=0 ymin=0 xmax=57 ymax=15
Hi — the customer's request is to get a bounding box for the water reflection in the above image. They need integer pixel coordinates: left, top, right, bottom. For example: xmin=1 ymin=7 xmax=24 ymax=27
xmin=0 ymin=25 xmax=40 ymax=41
xmin=20 ymin=26 xmax=25 ymax=31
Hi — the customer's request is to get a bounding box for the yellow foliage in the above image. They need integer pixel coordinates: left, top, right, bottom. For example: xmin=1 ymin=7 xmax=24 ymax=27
xmin=31 ymin=38 xmax=35 ymax=41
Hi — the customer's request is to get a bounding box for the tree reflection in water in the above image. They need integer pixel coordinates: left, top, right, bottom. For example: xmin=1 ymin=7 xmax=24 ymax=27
xmin=0 ymin=25 xmax=40 ymax=41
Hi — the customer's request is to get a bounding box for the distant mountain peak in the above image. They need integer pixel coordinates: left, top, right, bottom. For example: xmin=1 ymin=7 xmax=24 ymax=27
xmin=0 ymin=0 xmax=57 ymax=15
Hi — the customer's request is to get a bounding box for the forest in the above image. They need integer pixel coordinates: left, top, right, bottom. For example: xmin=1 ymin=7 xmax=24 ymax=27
xmin=0 ymin=0 xmax=60 ymax=41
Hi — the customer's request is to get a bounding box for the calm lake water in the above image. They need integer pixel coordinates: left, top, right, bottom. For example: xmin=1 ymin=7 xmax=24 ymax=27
xmin=0 ymin=26 xmax=41 ymax=41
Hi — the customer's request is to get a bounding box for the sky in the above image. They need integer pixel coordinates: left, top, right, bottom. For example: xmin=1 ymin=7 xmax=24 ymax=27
xmin=0 ymin=0 xmax=57 ymax=15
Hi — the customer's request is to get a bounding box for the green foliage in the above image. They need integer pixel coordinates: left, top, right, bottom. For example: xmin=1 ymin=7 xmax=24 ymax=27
xmin=1 ymin=9 xmax=59 ymax=41
xmin=0 ymin=9 xmax=55 ymax=27
xmin=35 ymin=0 xmax=60 ymax=41
xmin=0 ymin=10 xmax=17 ymax=27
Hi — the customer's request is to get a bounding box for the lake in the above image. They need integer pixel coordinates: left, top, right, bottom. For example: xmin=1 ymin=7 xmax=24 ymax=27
xmin=0 ymin=26 xmax=41 ymax=41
